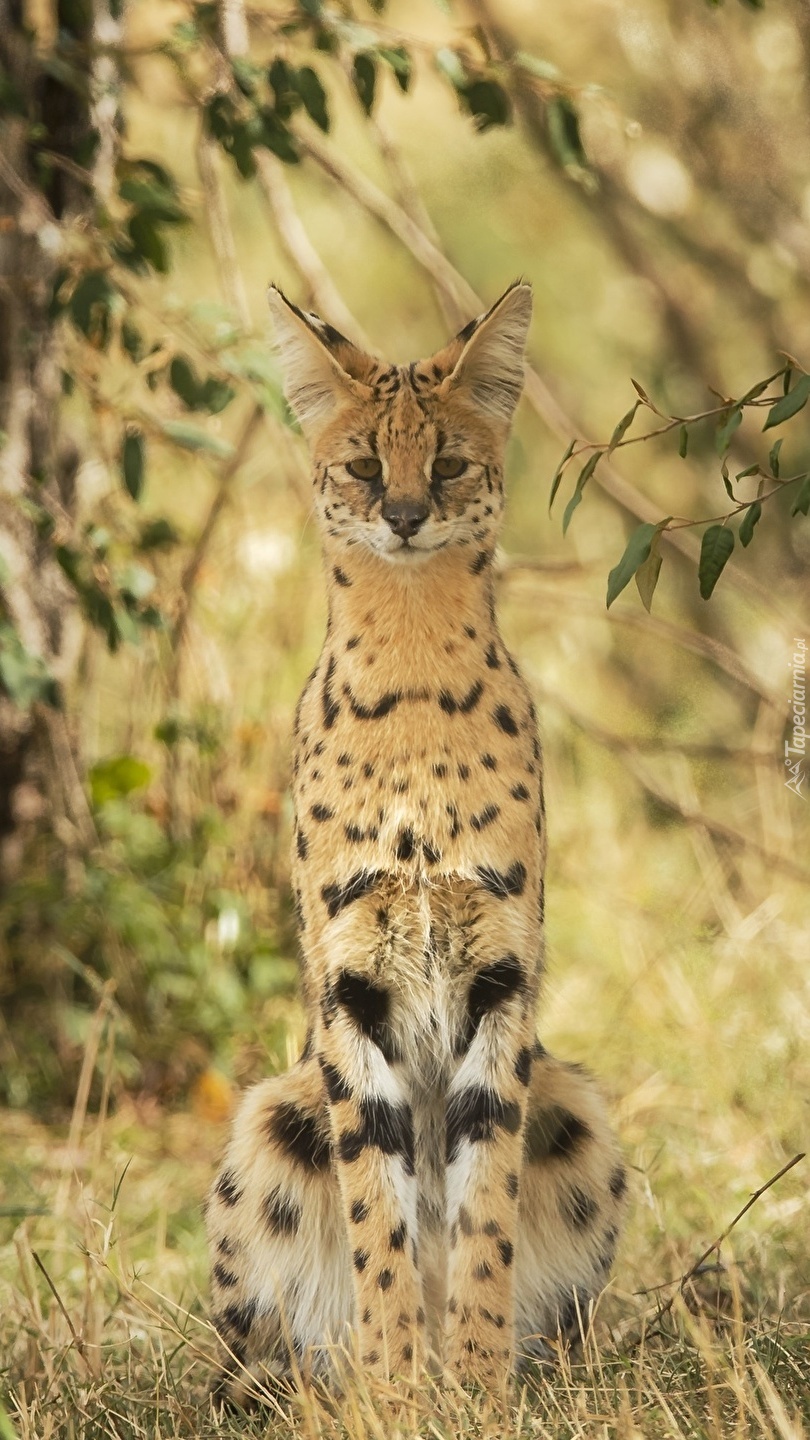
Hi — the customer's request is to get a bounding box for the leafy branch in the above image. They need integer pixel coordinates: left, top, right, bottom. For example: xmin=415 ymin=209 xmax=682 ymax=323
xmin=550 ymin=365 xmax=810 ymax=610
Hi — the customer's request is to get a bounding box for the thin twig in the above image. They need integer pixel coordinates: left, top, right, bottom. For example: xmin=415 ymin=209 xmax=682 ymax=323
xmin=195 ymin=123 xmax=252 ymax=330
xmin=296 ymin=128 xmax=801 ymax=628
xmin=168 ymin=400 xmax=264 ymax=688
xmin=31 ymin=1251 xmax=92 ymax=1374
xmin=255 ymin=150 xmax=372 ymax=347
xmin=658 ymin=1154 xmax=806 ymax=1320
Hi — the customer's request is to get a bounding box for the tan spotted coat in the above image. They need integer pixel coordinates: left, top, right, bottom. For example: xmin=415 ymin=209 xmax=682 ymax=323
xmin=205 ymin=283 xmax=626 ymax=1404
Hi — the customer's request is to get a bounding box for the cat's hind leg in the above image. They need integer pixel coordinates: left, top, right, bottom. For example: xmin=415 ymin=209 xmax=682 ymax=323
xmin=205 ymin=1057 xmax=352 ymax=1406
xmin=515 ymin=1048 xmax=627 ymax=1365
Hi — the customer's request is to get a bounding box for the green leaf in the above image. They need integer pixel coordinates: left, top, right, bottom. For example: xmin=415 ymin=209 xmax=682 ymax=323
xmin=268 ymin=58 xmax=300 ymax=120
xmin=762 ymin=372 xmax=810 ymax=430
xmin=201 ymin=378 xmax=235 ymax=414
xmin=739 ymin=501 xmax=761 ymax=547
xmin=121 ymin=317 xmax=145 ymax=362
xmin=295 ymin=65 xmax=329 ymax=129
xmin=721 ymin=460 xmax=734 ymax=500
xmin=435 ymin=47 xmax=467 ymax=89
xmin=791 ymin=477 xmax=810 ymax=517
xmin=562 ymin=451 xmax=601 ymax=535
xmin=89 ymin=754 xmax=151 ymax=808
xmin=678 ymin=424 xmax=689 ymax=459
xmin=205 ymin=93 xmax=236 ymax=141
xmin=121 ymin=431 xmax=145 ymax=501
xmin=546 ymin=95 xmax=588 ymax=174
xmin=69 ymin=271 xmax=115 ymax=345
xmin=715 ymin=406 xmax=742 ymax=455
xmin=735 ymin=463 xmax=760 ymax=480
xmin=462 ymin=79 xmax=511 ymax=130
xmin=169 ymin=355 xmax=201 ymax=408
xmin=138 ymin=517 xmax=180 ymax=551
xmin=769 ymin=438 xmax=783 ymax=477
xmin=352 ymin=53 xmax=377 ymax=114
xmin=118 ymin=177 xmax=186 ymax=224
xmin=549 ymin=438 xmax=576 ymax=512
xmin=0 ymin=623 xmax=60 ymax=710
xmin=161 ymin=420 xmax=234 ymax=457
xmin=607 ymin=401 xmax=639 ymax=454
xmin=257 ymin=108 xmax=299 ymax=164
xmin=698 ymin=524 xmax=734 ymax=599
xmin=634 ymin=534 xmax=664 ymax=613
xmin=378 ymin=46 xmax=412 ymax=92
xmin=127 ymin=211 xmax=169 ymax=272
xmin=606 ymin=520 xmax=669 ymax=609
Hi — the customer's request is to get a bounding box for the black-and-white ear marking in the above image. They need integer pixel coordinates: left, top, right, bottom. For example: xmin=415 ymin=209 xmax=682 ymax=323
xmin=267 ymin=286 xmax=370 ymax=437
xmin=446 ymin=282 xmax=533 ymax=425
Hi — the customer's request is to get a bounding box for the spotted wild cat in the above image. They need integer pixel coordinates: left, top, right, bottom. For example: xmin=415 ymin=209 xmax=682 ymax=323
xmin=205 ymin=282 xmax=626 ymax=1402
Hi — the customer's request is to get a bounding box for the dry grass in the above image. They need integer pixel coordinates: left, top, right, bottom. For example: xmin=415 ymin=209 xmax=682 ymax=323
xmin=2 ymin=866 xmax=808 ymax=1440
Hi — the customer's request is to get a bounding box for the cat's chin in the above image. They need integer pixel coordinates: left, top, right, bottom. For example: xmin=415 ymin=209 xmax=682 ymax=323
xmin=376 ymin=543 xmax=439 ymax=566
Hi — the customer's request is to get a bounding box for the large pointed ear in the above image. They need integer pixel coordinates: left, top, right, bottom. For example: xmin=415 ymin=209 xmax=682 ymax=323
xmin=442 ymin=282 xmax=532 ymax=424
xmin=268 ymin=286 xmax=373 ymax=439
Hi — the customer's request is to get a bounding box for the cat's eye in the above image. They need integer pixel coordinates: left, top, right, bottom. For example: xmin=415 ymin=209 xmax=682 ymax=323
xmin=346 ymin=457 xmax=383 ymax=482
xmin=432 ymin=456 xmax=467 ymax=481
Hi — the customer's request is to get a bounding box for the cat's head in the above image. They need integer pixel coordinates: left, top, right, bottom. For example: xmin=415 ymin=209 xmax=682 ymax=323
xmin=268 ymin=282 xmax=531 ymax=565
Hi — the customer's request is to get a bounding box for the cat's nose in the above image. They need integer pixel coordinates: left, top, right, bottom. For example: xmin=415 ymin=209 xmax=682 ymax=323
xmin=382 ymin=498 xmax=429 ymax=540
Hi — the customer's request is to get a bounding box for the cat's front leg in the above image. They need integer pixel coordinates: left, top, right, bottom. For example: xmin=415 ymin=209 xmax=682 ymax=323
xmin=313 ymin=895 xmax=426 ymax=1379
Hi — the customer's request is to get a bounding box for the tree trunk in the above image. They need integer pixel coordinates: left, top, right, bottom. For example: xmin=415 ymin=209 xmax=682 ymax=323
xmin=0 ymin=0 xmax=119 ymax=888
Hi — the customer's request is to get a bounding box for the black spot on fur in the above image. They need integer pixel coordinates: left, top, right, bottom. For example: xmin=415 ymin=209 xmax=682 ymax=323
xmin=474 ymin=1261 xmax=493 ymax=1281
xmin=485 ymin=642 xmax=500 ymax=669
xmin=462 ymin=955 xmax=526 ymax=1052
xmin=505 ymin=1172 xmax=519 ymax=1199
xmin=511 ymin=783 xmax=530 ymax=801
xmin=422 ymin=840 xmax=441 ymax=864
xmin=480 ymin=753 xmax=497 ymax=770
xmin=345 ymin=823 xmax=364 ymax=843
xmin=446 ymin=1087 xmax=522 ymax=1163
xmin=322 ymin=655 xmax=340 ymax=730
xmin=470 ymin=804 xmax=500 ymax=831
xmin=218 ymin=1298 xmax=257 ymax=1340
xmin=333 ymin=969 xmax=396 ymax=1058
xmin=471 ymin=550 xmax=489 ymax=574
xmin=433 ymin=762 xmax=448 ymax=778
xmin=438 ymin=679 xmax=484 ymax=715
xmin=389 ymin=1221 xmax=407 ymax=1250
xmin=565 ymin=1187 xmax=598 ymax=1228
xmin=493 ymin=704 xmax=519 ymax=736
xmin=396 ymin=827 xmax=415 ymax=861
xmin=319 ymin=1056 xmax=352 ymax=1103
xmin=347 ymin=635 xmax=361 ymax=649
xmin=215 ymin=1170 xmax=242 ymax=1208
xmin=351 ymin=1198 xmax=369 ymax=1223
xmin=311 ymin=803 xmax=334 ymax=822
xmin=338 ymin=1098 xmax=415 ymax=1173
xmin=378 ymin=1269 xmax=394 ymax=1291
xmin=354 ymin=1249 xmax=369 ymax=1271
xmin=524 ymin=1106 xmax=592 ymax=1164
xmin=498 ymin=1240 xmax=514 ymax=1267
xmin=476 ymin=861 xmax=527 ymax=898
xmin=321 ymin=869 xmax=382 ymax=918
xmin=346 ymin=687 xmax=403 ymax=720
xmin=333 ymin=566 xmax=352 ymax=587
xmin=213 ymin=1263 xmax=238 ymax=1289
xmin=458 ymin=764 xmax=470 ymax=781
xmin=610 ymin=1165 xmax=628 ymax=1200
xmin=514 ymin=1046 xmax=533 ymax=1085
xmin=296 ymin=828 xmax=309 ymax=861
xmin=269 ymin=1103 xmax=332 ymax=1172
xmin=263 ymin=1189 xmax=302 ymax=1236
xmin=337 ymin=751 xmax=352 ymax=767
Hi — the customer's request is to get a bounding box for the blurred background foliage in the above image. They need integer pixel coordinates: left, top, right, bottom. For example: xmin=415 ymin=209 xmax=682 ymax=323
xmin=0 ymin=0 xmax=808 ymax=1190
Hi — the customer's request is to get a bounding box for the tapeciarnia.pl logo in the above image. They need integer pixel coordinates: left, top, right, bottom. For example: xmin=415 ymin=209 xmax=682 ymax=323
xmin=785 ymin=637 xmax=807 ymax=799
